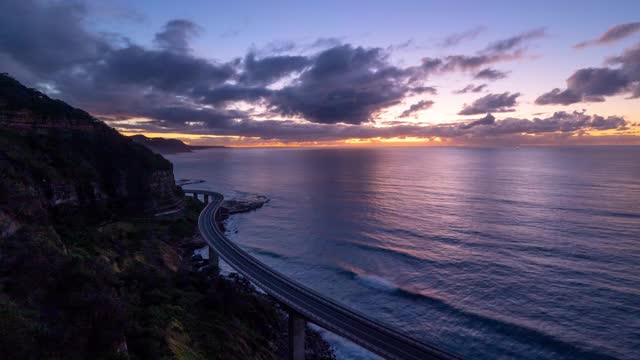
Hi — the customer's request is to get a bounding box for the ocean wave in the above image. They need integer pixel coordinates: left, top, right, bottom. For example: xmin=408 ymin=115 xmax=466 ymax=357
xmin=340 ymin=267 xmax=618 ymax=360
xmin=242 ymin=245 xmax=289 ymax=260
xmin=345 ymin=241 xmax=440 ymax=265
xmin=354 ymin=273 xmax=400 ymax=292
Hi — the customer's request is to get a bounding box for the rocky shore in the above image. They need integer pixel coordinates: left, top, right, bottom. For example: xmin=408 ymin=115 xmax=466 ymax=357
xmin=215 ymin=194 xmax=271 ymax=231
xmin=222 ymin=194 xmax=270 ymax=214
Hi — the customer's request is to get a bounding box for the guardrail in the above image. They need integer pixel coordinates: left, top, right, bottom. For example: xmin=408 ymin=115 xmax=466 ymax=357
xmin=184 ymin=188 xmax=462 ymax=360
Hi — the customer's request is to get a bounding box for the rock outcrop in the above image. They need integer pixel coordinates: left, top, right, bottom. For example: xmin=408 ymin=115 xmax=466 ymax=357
xmin=215 ymin=194 xmax=270 ymax=231
xmin=222 ymin=195 xmax=270 ymax=215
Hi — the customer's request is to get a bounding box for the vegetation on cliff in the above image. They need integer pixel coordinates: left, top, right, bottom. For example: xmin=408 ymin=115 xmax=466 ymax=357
xmin=1 ymin=197 xmax=294 ymax=359
xmin=0 ymin=73 xmax=182 ymax=220
xmin=0 ymin=74 xmax=334 ymax=359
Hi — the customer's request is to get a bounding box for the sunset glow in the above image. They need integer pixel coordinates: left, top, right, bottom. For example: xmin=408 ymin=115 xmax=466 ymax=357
xmin=2 ymin=1 xmax=639 ymax=147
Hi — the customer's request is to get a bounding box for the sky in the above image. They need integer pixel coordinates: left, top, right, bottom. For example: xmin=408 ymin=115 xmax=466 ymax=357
xmin=1 ymin=0 xmax=640 ymax=146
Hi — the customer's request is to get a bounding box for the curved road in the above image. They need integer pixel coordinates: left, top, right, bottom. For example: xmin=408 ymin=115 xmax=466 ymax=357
xmin=189 ymin=189 xmax=462 ymax=360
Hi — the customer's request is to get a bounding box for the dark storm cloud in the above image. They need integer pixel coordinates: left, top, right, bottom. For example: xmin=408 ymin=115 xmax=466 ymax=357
xmin=406 ymin=58 xmax=443 ymax=82
xmin=5 ymin=0 xmax=624 ymax=146
xmin=606 ymin=41 xmax=640 ymax=87
xmin=460 ymin=113 xmax=495 ymax=129
xmin=0 ymin=1 xmax=550 ymax=127
xmin=0 ymin=1 xmax=246 ymax=120
xmin=269 ymin=44 xmax=420 ymax=124
xmin=400 ymin=100 xmax=434 ymax=118
xmin=559 ymin=68 xmax=627 ymax=96
xmin=409 ymin=86 xmax=438 ymax=95
xmin=154 ymin=19 xmax=201 ymax=53
xmin=195 ymin=85 xmax=273 ymax=105
xmin=575 ymin=22 xmax=640 ymax=48
xmin=474 ymin=68 xmax=508 ymax=81
xmin=536 ymin=42 xmax=640 ymax=105
xmin=238 ymin=52 xmax=310 ymax=85
xmin=458 ymin=92 xmax=520 ymax=115
xmin=0 ymin=0 xmax=110 ymax=75
xmin=440 ymin=26 xmax=486 ymax=48
xmin=93 ymin=45 xmax=236 ymax=92
xmin=454 ymin=84 xmax=487 ymax=94
xmin=142 ymin=106 xmax=245 ymax=126
xmin=454 ymin=112 xmax=626 ymax=136
xmin=1 ymin=1 xmax=445 ymax=126
xmin=535 ymin=88 xmax=581 ymax=105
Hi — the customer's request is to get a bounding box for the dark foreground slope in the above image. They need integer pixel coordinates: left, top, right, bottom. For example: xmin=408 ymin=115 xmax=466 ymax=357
xmin=0 ymin=74 xmax=334 ymax=359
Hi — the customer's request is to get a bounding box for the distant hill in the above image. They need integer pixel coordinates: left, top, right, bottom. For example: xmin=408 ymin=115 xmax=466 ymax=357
xmin=130 ymin=134 xmax=225 ymax=154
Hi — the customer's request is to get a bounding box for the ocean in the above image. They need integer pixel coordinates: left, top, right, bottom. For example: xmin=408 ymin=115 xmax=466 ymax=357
xmin=167 ymin=146 xmax=640 ymax=360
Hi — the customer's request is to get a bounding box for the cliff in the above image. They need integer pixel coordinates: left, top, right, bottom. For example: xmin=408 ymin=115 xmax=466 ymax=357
xmin=0 ymin=74 xmax=334 ymax=359
xmin=0 ymin=74 xmax=183 ymax=238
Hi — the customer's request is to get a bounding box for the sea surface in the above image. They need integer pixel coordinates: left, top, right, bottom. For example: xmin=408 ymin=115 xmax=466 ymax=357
xmin=167 ymin=146 xmax=640 ymax=360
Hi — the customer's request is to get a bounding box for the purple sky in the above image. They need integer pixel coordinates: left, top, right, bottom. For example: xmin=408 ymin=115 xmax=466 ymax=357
xmin=1 ymin=0 xmax=639 ymax=146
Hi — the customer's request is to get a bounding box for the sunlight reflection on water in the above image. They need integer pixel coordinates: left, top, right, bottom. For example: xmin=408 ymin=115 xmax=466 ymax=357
xmin=169 ymin=146 xmax=640 ymax=360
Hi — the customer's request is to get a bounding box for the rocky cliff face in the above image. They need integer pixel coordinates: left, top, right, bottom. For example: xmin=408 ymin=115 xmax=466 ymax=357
xmin=0 ymin=73 xmax=182 ymax=238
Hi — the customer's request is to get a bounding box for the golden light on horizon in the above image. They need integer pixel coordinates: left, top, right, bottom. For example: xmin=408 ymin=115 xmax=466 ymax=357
xmin=116 ymin=122 xmax=640 ymax=148
xmin=118 ymin=129 xmax=453 ymax=147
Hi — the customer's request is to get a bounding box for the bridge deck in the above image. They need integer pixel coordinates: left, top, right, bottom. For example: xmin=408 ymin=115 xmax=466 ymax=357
xmin=187 ymin=189 xmax=462 ymax=360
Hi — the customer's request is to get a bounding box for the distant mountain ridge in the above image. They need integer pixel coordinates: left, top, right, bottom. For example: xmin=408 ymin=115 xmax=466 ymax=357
xmin=130 ymin=134 xmax=225 ymax=154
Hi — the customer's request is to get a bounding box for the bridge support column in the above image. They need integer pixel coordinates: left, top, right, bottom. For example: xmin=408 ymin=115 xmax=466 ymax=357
xmin=192 ymin=193 xmax=198 ymax=200
xmin=204 ymin=194 xmax=209 ymax=204
xmin=207 ymin=245 xmax=219 ymax=268
xmin=288 ymin=312 xmax=305 ymax=360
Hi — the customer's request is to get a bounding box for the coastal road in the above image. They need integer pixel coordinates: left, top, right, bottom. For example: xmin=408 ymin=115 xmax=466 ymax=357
xmin=189 ymin=189 xmax=462 ymax=360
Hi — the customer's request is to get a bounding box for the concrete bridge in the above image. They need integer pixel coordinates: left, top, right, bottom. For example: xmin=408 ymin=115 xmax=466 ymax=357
xmin=184 ymin=189 xmax=461 ymax=360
